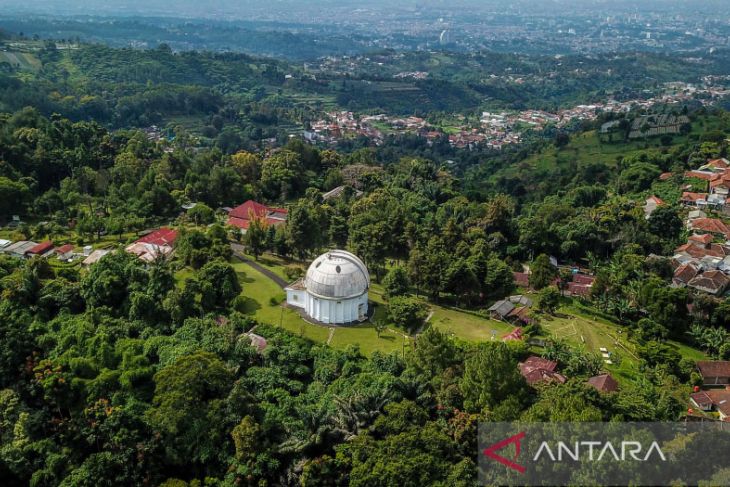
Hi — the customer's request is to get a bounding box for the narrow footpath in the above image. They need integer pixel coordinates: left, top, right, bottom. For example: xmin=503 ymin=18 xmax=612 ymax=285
xmin=231 ymin=243 xmax=288 ymax=289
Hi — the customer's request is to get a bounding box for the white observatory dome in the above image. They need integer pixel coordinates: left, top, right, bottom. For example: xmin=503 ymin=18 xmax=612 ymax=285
xmin=304 ymin=250 xmax=370 ymax=299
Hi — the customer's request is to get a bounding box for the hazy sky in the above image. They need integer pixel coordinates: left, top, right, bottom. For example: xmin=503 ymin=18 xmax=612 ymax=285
xmin=0 ymin=0 xmax=727 ymax=21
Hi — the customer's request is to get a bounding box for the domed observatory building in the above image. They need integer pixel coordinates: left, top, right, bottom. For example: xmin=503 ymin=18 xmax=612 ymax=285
xmin=286 ymin=250 xmax=369 ymax=324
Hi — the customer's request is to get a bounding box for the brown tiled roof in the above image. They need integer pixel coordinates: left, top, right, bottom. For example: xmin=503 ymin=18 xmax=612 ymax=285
xmin=659 ymin=172 xmax=673 ymax=181
xmin=522 ymin=368 xmax=566 ymax=385
xmin=685 ymin=170 xmax=718 ymax=181
xmin=672 ymin=263 xmax=701 ymax=285
xmin=697 ymin=361 xmax=730 ymax=379
xmin=690 ymin=391 xmax=714 ymax=409
xmin=675 ymin=242 xmax=729 ymax=259
xmin=567 ymin=282 xmax=592 ymax=296
xmin=507 ymin=306 xmax=531 ymax=323
xmin=521 ymin=356 xmax=558 ymax=372
xmin=710 ymin=176 xmax=730 ymax=189
xmin=646 ymin=195 xmax=665 ymax=205
xmin=681 ymin=192 xmax=709 ymax=203
xmin=707 ymin=159 xmax=729 ymax=170
xmin=705 ymin=390 xmax=730 ymax=418
xmin=587 ymin=373 xmax=619 ymax=393
xmin=572 ymin=274 xmax=596 ymax=285
xmin=688 ymin=271 xmax=730 ymax=294
xmin=689 ymin=233 xmax=714 ymax=245
xmin=520 ymin=356 xmax=566 ymax=385
xmin=690 ymin=218 xmax=730 ymax=238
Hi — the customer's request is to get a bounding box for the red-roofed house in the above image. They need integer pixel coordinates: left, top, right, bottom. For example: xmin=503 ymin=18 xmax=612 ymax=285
xmin=572 ymin=274 xmax=595 ymax=285
xmin=689 ymin=218 xmax=730 ymax=239
xmin=659 ymin=172 xmax=673 ymax=181
xmin=690 ymin=233 xmax=714 ymax=246
xmin=710 ymin=173 xmax=730 ymax=196
xmin=228 ymin=200 xmax=288 ymax=232
xmin=705 ymin=159 xmax=730 ymax=171
xmin=690 ymin=389 xmax=730 ymax=421
xmin=687 ymin=270 xmax=730 ymax=296
xmin=247 ymin=333 xmax=268 ymax=354
xmin=697 ymin=361 xmax=730 ymax=386
xmin=685 ymin=170 xmax=718 ymax=181
xmin=502 ymin=327 xmax=523 ymax=342
xmin=644 ymin=195 xmax=664 ymax=219
xmin=26 ymin=241 xmax=54 ymax=257
xmin=565 ymin=273 xmax=595 ymax=298
xmin=681 ymin=192 xmax=708 ymax=206
xmin=507 ymin=306 xmax=532 ymax=324
xmin=126 ymin=228 xmax=178 ymax=263
xmin=55 ymin=244 xmax=75 ymax=261
xmin=136 ymin=228 xmax=178 ymax=247
xmin=587 ymin=373 xmax=619 ymax=393
xmin=672 ymin=262 xmax=701 ymax=287
xmin=674 ymin=239 xmax=730 ymax=261
xmin=519 ymin=356 xmax=566 ymax=386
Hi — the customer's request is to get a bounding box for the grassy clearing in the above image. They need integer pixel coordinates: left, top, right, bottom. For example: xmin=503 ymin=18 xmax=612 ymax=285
xmin=232 ymin=253 xmax=519 ymax=354
xmin=231 ymin=259 xmax=405 ymax=353
xmin=0 ymin=51 xmax=41 ymax=71
xmin=429 ymin=306 xmax=513 ymax=342
xmin=229 ymin=253 xmax=707 ymax=371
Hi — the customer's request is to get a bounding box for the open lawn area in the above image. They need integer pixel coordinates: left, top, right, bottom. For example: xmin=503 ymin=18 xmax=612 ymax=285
xmin=229 ymin=253 xmax=520 ymax=355
xmin=217 ymin=252 xmax=708 ymax=375
xmin=535 ymin=301 xmax=706 ymax=384
xmin=231 ymin=259 xmax=406 ymax=355
xmin=429 ymin=306 xmax=513 ymax=342
xmin=537 ymin=304 xmax=641 ymax=383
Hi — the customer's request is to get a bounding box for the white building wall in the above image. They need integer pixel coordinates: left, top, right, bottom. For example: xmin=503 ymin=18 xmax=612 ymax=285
xmin=303 ymin=292 xmax=368 ymax=324
xmin=286 ymin=289 xmax=306 ymax=309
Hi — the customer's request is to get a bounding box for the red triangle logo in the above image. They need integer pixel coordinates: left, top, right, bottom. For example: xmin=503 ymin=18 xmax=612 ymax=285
xmin=483 ymin=431 xmax=526 ymax=473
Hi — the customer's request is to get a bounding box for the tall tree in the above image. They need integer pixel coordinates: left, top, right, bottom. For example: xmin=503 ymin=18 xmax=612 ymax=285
xmin=461 ymin=342 xmax=528 ymax=414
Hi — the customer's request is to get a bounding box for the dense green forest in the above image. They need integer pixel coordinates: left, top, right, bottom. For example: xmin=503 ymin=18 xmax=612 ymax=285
xmin=1 ymin=36 xmax=730 ymax=486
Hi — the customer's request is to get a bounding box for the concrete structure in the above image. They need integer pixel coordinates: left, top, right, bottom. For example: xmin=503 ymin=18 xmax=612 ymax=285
xmin=286 ymin=250 xmax=369 ymax=325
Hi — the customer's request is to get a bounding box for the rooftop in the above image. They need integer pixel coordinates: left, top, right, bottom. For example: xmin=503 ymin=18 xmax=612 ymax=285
xmin=587 ymin=373 xmax=619 ymax=393
xmin=304 ymin=250 xmax=369 ymax=299
xmin=136 ymin=227 xmax=178 ymax=247
xmin=697 ymin=361 xmax=730 ymax=378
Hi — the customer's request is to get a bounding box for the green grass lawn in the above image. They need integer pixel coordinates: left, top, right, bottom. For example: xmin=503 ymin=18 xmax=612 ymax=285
xmin=228 ymin=253 xmax=707 ymax=373
xmin=231 ymin=253 xmax=519 ymax=355
xmin=429 ymin=305 xmax=513 ymax=342
xmin=537 ymin=304 xmax=640 ymax=382
xmin=0 ymin=51 xmax=41 ymax=71
xmin=231 ymin=259 xmax=405 ymax=354
xmin=244 ymin=253 xmax=301 ymax=282
xmin=533 ymin=300 xmax=707 ymax=384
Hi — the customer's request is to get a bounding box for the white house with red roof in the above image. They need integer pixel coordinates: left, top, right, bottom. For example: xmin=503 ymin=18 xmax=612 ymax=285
xmin=125 ymin=228 xmax=178 ymax=263
xmin=27 ymin=241 xmax=54 ymax=257
xmin=227 ymin=200 xmax=288 ymax=232
xmin=643 ymin=195 xmax=664 ymax=219
xmin=54 ymin=244 xmax=75 ymax=261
